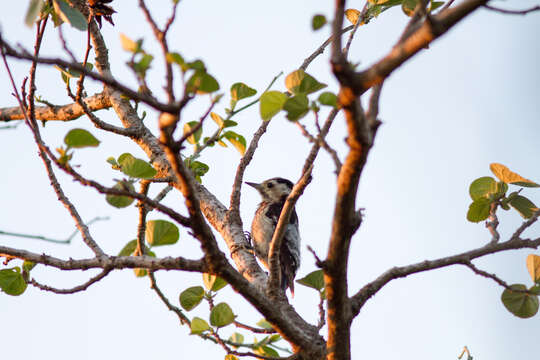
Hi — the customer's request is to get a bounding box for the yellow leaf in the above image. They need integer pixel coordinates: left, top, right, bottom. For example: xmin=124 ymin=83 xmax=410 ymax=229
xmin=526 ymin=254 xmax=540 ymax=283
xmin=120 ymin=33 xmax=138 ymax=52
xmin=489 ymin=163 xmax=539 ymax=187
xmin=228 ymin=138 xmax=245 ymax=155
xmin=210 ymin=112 xmax=224 ymax=127
xmin=345 ymin=9 xmax=361 ymax=25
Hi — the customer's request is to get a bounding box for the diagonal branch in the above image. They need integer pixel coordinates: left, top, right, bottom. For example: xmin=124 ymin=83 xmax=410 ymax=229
xmin=349 ymin=0 xmax=490 ymax=95
xmin=350 ymin=234 xmax=540 ymax=317
xmin=267 ymin=166 xmax=314 ymax=298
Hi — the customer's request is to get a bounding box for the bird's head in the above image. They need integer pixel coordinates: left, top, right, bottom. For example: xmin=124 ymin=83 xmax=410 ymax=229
xmin=245 ymin=177 xmax=293 ymax=202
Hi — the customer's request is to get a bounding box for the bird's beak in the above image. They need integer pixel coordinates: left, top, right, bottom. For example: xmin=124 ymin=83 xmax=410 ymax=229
xmin=245 ymin=181 xmax=261 ymax=190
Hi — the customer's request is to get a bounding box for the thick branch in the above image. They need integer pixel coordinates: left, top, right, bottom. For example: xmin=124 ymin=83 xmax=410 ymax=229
xmin=351 ymin=0 xmax=489 ymax=95
xmin=0 ymin=92 xmax=111 ymax=122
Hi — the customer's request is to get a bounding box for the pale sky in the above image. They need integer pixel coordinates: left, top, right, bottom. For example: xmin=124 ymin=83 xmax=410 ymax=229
xmin=1 ymin=1 xmax=539 ymax=359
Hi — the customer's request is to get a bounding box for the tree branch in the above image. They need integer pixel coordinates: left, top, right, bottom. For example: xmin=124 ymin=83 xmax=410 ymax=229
xmin=30 ymin=268 xmax=112 ymax=294
xmin=267 ymin=166 xmax=314 ymax=298
xmin=350 ymin=0 xmax=490 ymax=95
xmin=350 ymin=234 xmax=540 ymax=317
xmin=0 ymin=245 xmax=206 ymax=272
xmin=0 ymin=92 xmax=112 ymax=122
xmin=483 ymin=4 xmax=540 ymax=15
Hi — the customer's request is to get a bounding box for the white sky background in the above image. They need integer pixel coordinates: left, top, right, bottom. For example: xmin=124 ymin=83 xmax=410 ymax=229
xmin=1 ymin=0 xmax=539 ymax=359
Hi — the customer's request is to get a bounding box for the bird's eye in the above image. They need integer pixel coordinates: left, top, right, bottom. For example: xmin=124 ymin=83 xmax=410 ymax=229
xmin=266 ymin=182 xmax=274 ymax=188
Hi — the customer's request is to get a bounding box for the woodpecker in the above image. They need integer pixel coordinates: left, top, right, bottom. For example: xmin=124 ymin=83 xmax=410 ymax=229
xmin=246 ymin=178 xmax=300 ymax=296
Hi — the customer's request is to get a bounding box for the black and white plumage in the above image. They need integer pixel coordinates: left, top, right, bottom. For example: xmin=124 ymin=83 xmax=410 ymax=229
xmin=246 ymin=178 xmax=301 ymax=296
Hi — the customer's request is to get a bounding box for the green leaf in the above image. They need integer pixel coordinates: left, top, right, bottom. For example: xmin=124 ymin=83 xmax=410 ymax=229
xmin=526 ymin=254 xmax=540 ymax=283
xmin=255 ymin=345 xmax=279 ymax=358
xmin=229 ymin=332 xmax=244 ymax=346
xmin=283 ymin=94 xmax=309 ymax=121
xmin=117 ymin=153 xmax=157 ymax=179
xmin=118 ymin=239 xmax=155 ymax=257
xmin=189 ymin=161 xmax=209 ymax=182
xmin=469 ymin=176 xmax=497 ymax=201
xmin=187 ymin=60 xmax=206 ymax=71
xmin=501 ymin=284 xmax=539 ymax=318
xmin=318 ymin=92 xmax=338 ymax=107
xmin=401 ymin=0 xmax=418 ymax=16
xmin=202 ymin=273 xmax=228 ymax=292
xmin=166 ymin=52 xmax=187 ymax=72
xmin=285 ymin=69 xmax=327 ymax=95
xmin=179 ymin=286 xmax=205 ymax=311
xmin=107 ymin=156 xmax=119 ymax=167
xmin=430 ymin=1 xmax=444 ymax=11
xmin=183 ymin=121 xmax=203 ymax=145
xmin=22 ymin=261 xmax=36 ymax=273
xmin=186 ymin=71 xmax=220 ymax=94
xmin=25 ymin=0 xmax=44 ymax=27
xmin=466 ymin=198 xmax=491 ymax=223
xmin=530 ymin=285 xmax=540 ymax=296
xmin=509 ymin=195 xmax=539 ymax=219
xmin=0 ymin=268 xmax=27 ymax=296
xmin=223 ymin=120 xmax=238 ymax=128
xmin=133 ymin=54 xmax=154 ymax=76
xmin=490 ymin=163 xmax=540 ymax=187
xmin=210 ymin=302 xmax=235 ymax=327
xmin=345 ymin=9 xmax=361 ymax=24
xmin=311 ymin=14 xmax=327 ymax=30
xmin=190 ymin=317 xmax=210 ymax=334
xmin=106 ymin=180 xmax=135 ymax=208
xmin=53 ymin=0 xmax=87 ymax=31
xmin=118 ymin=239 xmax=138 ymax=256
xmin=145 ymin=220 xmax=179 ymax=246
xmin=64 ymin=128 xmax=100 ymax=148
xmin=256 ymin=319 xmax=274 ymax=330
xmin=296 ymin=270 xmax=324 ymax=291
xmin=222 ymin=131 xmax=246 ymax=155
xmin=230 ymin=82 xmax=257 ymax=102
xmin=260 ymin=91 xmax=287 ymax=121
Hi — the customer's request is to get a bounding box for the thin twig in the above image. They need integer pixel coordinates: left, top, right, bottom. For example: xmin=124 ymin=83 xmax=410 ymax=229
xmin=461 ymin=260 xmax=534 ymax=294
xmin=148 ymin=271 xmax=190 ymax=324
xmin=0 ymin=216 xmax=109 ymax=244
xmin=483 ymin=4 xmax=540 ymax=15
xmin=30 ymin=268 xmax=112 ymax=294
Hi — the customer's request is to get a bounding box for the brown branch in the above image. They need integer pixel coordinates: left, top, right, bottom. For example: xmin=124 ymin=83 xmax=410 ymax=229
xmin=0 ymin=244 xmax=206 ymax=272
xmin=460 ymin=260 xmax=531 ymax=292
xmin=300 ymin=25 xmax=354 ymax=70
xmin=138 ymin=0 xmax=178 ymax=101
xmin=483 ymin=4 xmax=540 ymax=15
xmin=0 ymin=92 xmax=112 ymax=122
xmin=350 ymin=0 xmax=490 ymax=95
xmin=350 ymin=235 xmax=540 ymax=317
xmin=136 ymin=181 xmax=151 ymax=257
xmin=234 ymin=320 xmax=277 ymax=334
xmin=30 ymin=268 xmax=112 ymax=294
xmin=267 ymin=166 xmax=314 ymax=298
xmin=0 ymin=35 xmax=179 ymax=114
xmin=486 ymin=202 xmax=500 ymax=243
xmin=149 ymin=271 xmax=190 ymax=324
